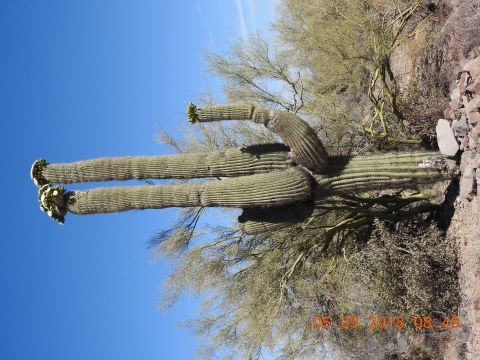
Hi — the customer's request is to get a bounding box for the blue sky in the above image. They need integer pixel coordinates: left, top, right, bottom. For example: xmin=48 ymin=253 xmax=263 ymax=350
xmin=0 ymin=1 xmax=278 ymax=359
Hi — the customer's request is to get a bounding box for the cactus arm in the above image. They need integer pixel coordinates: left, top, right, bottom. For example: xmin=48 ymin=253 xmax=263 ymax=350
xmin=32 ymin=144 xmax=293 ymax=186
xmin=62 ymin=168 xmax=314 ymax=217
xmin=187 ymin=103 xmax=329 ymax=173
xmin=238 ymin=201 xmax=315 ymax=234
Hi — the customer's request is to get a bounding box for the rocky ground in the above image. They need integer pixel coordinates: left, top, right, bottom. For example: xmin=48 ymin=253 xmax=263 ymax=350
xmin=390 ymin=0 xmax=480 ymax=357
xmin=439 ymin=58 xmax=480 ymax=359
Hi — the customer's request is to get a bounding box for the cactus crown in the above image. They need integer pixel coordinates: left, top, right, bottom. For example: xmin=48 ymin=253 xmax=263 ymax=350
xmin=186 ymin=102 xmax=198 ymax=124
xmin=30 ymin=159 xmax=50 ymax=188
xmin=38 ymin=183 xmax=66 ymax=225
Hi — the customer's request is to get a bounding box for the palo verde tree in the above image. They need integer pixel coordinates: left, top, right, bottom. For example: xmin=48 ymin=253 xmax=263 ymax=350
xmin=206 ymin=0 xmax=438 ymax=152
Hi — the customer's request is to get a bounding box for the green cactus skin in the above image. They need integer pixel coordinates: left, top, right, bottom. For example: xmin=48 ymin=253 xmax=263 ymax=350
xmin=65 ymin=168 xmax=314 ymax=216
xmin=238 ymin=201 xmax=315 ymax=234
xmin=187 ymin=103 xmax=329 ymax=173
xmin=40 ymin=144 xmax=293 ymax=184
xmin=187 ymin=102 xmax=254 ymax=123
xmin=266 ymin=110 xmax=329 ymax=173
xmin=314 ymin=152 xmax=448 ymax=200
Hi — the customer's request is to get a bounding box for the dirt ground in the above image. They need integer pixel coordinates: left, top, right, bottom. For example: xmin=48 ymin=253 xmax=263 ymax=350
xmin=444 ymin=191 xmax=480 ymax=359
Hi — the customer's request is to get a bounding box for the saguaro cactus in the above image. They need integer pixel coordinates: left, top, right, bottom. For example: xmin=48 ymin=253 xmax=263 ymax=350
xmin=31 ymin=103 xmax=450 ymax=232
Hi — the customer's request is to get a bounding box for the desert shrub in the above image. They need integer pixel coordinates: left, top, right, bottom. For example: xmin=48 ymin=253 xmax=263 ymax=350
xmin=364 ymin=218 xmax=460 ymax=332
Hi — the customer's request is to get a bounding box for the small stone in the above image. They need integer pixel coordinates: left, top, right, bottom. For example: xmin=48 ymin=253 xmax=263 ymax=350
xmin=452 ymin=115 xmax=470 ymax=137
xmin=443 ymin=107 xmax=455 ymax=120
xmin=467 ymin=111 xmax=480 ymax=125
xmin=445 ymin=158 xmax=457 ymax=171
xmin=460 ymin=176 xmax=475 ymax=199
xmin=464 ymin=161 xmax=475 ymax=177
xmin=472 ymin=154 xmax=480 ymax=169
xmin=470 ymin=135 xmax=478 ymax=149
xmin=460 ymin=159 xmax=467 ymax=174
xmin=465 ymin=95 xmax=480 ymax=113
xmin=449 ymin=100 xmax=460 ymax=111
xmin=466 ymin=76 xmax=480 ymax=95
xmin=460 ymin=136 xmax=469 ymax=151
xmin=451 ymin=87 xmax=461 ymax=102
xmin=436 ymin=119 xmax=459 ymax=156
xmin=459 ymin=72 xmax=472 ymax=95
xmin=463 ymin=58 xmax=480 ymax=79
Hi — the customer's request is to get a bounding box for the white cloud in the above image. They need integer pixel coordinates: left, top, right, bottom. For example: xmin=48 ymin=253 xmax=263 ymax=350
xmin=196 ymin=0 xmax=202 ymax=16
xmin=234 ymin=0 xmax=248 ymax=41
xmin=246 ymin=0 xmax=256 ymax=30
xmin=208 ymin=26 xmax=215 ymax=50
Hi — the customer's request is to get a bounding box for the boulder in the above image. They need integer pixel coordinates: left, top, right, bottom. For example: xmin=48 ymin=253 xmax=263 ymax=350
xmin=436 ymin=119 xmax=459 ymax=156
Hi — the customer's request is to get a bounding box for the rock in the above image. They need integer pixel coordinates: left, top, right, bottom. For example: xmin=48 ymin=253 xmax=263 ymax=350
xmin=466 ymin=76 xmax=480 ymax=95
xmin=471 ymin=136 xmax=478 ymax=149
xmin=450 ymin=88 xmax=461 ymax=109
xmin=460 ymin=136 xmax=470 ymax=151
xmin=436 ymin=119 xmax=459 ymax=156
xmin=468 ymin=111 xmax=480 ymax=125
xmin=444 ymin=107 xmax=455 ymax=120
xmin=453 ymin=115 xmax=470 ymax=137
xmin=445 ymin=158 xmax=457 ymax=171
xmin=459 ymin=72 xmax=472 ymax=95
xmin=473 ymin=154 xmax=480 ymax=169
xmin=460 ymin=157 xmax=468 ymax=174
xmin=463 ymin=58 xmax=480 ymax=79
xmin=460 ymin=159 xmax=475 ymax=199
xmin=465 ymin=96 xmax=480 ymax=113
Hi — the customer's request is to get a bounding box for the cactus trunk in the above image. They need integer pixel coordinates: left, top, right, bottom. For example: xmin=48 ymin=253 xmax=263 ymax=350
xmin=314 ymin=152 xmax=448 ymax=200
xmin=39 ymin=144 xmax=293 ymax=185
